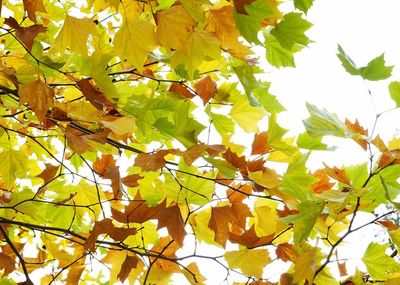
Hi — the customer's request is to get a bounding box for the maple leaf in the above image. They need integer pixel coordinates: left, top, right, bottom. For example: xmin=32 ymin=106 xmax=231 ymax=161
xmin=84 ymin=218 xmax=137 ymax=252
xmin=228 ymin=225 xmax=274 ymax=248
xmin=4 ymin=17 xmax=46 ymax=51
xmin=117 ymin=255 xmax=140 ymax=282
xmin=156 ymin=5 xmax=195 ymax=52
xmin=251 ymin=132 xmax=272 ymax=155
xmin=194 ymin=76 xmax=217 ymax=105
xmin=113 ymin=18 xmax=157 ymax=69
xmin=23 ymin=0 xmax=46 ymax=22
xmin=276 ymin=243 xmax=297 ymax=262
xmin=121 ymin=174 xmax=143 ymax=188
xmin=55 ymin=15 xmax=97 ymax=55
xmin=77 ymin=79 xmax=114 ymax=111
xmin=19 ymin=79 xmax=54 ymax=122
xmin=65 ymin=125 xmax=93 ymax=155
xmin=224 ymin=248 xmax=271 ymax=277
xmin=345 ymin=119 xmax=368 ymax=150
xmin=155 ymin=201 xmax=186 ymax=246
xmin=169 ymin=83 xmax=195 ymax=99
xmin=134 ymin=150 xmax=174 ymax=172
xmin=323 ymin=163 xmax=351 ymax=185
xmin=208 ymin=205 xmax=236 ymax=247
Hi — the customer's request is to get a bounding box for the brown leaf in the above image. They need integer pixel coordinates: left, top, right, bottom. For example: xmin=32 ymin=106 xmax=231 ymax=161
xmin=117 ymin=255 xmax=139 ymax=282
xmin=0 ymin=252 xmax=14 ymax=276
xmin=84 ymin=218 xmax=137 ymax=252
xmin=111 ymin=198 xmax=160 ymax=224
xmin=208 ymin=205 xmax=236 ymax=247
xmin=134 ymin=149 xmax=174 ymax=172
xmin=277 ymin=205 xmax=299 ymax=218
xmin=378 ymin=220 xmax=398 ymax=231
xmin=4 ymin=17 xmax=46 ymax=51
xmin=233 ymin=0 xmax=254 ymax=14
xmin=49 ymin=106 xmax=69 ymax=121
xmin=65 ymin=125 xmax=93 ymax=154
xmin=180 ymin=144 xmax=224 ymax=165
xmin=323 ymin=163 xmax=351 ymax=185
xmin=121 ymin=174 xmax=143 ymax=188
xmin=156 ymin=201 xmax=186 ymax=246
xmin=247 ymin=158 xmax=265 ymax=172
xmin=227 ymin=184 xmax=252 ymax=203
xmin=23 ymin=0 xmax=46 ymax=22
xmin=77 ymin=79 xmax=114 ymax=111
xmin=194 ymin=76 xmax=217 ymax=105
xmin=223 ymin=148 xmax=247 ymax=172
xmin=169 ymin=82 xmax=195 ymax=99
xmin=228 ymin=225 xmax=274 ymax=248
xmin=19 ymin=79 xmax=54 ymax=122
xmin=251 ymin=132 xmax=272 ymax=155
xmin=276 ymin=243 xmax=297 ymax=262
xmin=93 ymin=154 xmax=116 ymax=176
xmin=36 ymin=164 xmax=59 ymax=184
xmin=338 ymin=261 xmax=347 ymax=277
xmin=65 ymin=256 xmax=85 ymax=285
xmin=345 ymin=119 xmax=368 ymax=150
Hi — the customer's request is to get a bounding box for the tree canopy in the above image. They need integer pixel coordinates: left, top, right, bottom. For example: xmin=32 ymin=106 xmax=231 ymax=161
xmin=0 ymin=0 xmax=400 ymax=284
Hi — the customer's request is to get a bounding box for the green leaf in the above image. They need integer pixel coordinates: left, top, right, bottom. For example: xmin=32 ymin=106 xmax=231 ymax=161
xmin=296 ymin=132 xmax=330 ymax=150
xmin=337 ymin=45 xmax=393 ymax=81
xmin=271 ymin=13 xmax=312 ymax=49
xmin=232 ymin=62 xmax=262 ymax=106
xmin=294 ymin=0 xmax=314 ymax=13
xmin=362 ymin=242 xmax=400 ymax=279
xmin=303 ymin=102 xmax=348 ymax=137
xmin=233 ymin=0 xmax=275 ymax=44
xmin=389 ymin=81 xmax=400 ymax=107
xmin=281 ymin=200 xmax=324 ymax=243
xmin=265 ymin=34 xmax=299 ymax=68
xmin=256 ymin=82 xmax=286 ymax=113
xmin=205 ymin=157 xmax=237 ymax=179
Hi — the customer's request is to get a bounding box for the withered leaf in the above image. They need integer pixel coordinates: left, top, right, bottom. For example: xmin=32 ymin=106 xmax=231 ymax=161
xmin=134 ymin=149 xmax=175 ymax=172
xmin=4 ymin=17 xmax=46 ymax=51
xmin=65 ymin=125 xmax=93 ymax=154
xmin=169 ymin=82 xmax=195 ymax=99
xmin=23 ymin=0 xmax=46 ymax=22
xmin=19 ymin=79 xmax=55 ymax=122
xmin=84 ymin=218 xmax=137 ymax=252
xmin=208 ymin=205 xmax=236 ymax=247
xmin=194 ymin=76 xmax=217 ymax=105
xmin=251 ymin=132 xmax=272 ymax=155
xmin=121 ymin=174 xmax=143 ymax=188
xmin=77 ymin=79 xmax=114 ymax=111
xmin=228 ymin=225 xmax=274 ymax=248
xmin=117 ymin=255 xmax=140 ymax=282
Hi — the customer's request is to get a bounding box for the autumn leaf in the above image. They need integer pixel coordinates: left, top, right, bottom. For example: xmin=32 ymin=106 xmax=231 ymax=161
xmin=345 ymin=119 xmax=368 ymax=150
xmin=19 ymin=79 xmax=55 ymax=122
xmin=323 ymin=163 xmax=351 ymax=185
xmin=117 ymin=255 xmax=140 ymax=282
xmin=155 ymin=201 xmax=186 ymax=246
xmin=84 ymin=218 xmax=137 ymax=251
xmin=169 ymin=83 xmax=195 ymax=99
xmin=4 ymin=17 xmax=46 ymax=51
xmin=77 ymin=79 xmax=114 ymax=111
xmin=276 ymin=243 xmax=297 ymax=262
xmin=194 ymin=76 xmax=217 ymax=105
xmin=224 ymin=248 xmax=271 ymax=277
xmin=134 ymin=150 xmax=174 ymax=172
xmin=65 ymin=125 xmax=93 ymax=154
xmin=228 ymin=225 xmax=274 ymax=248
xmin=251 ymin=132 xmax=272 ymax=155
xmin=121 ymin=174 xmax=143 ymax=188
xmin=55 ymin=15 xmax=97 ymax=55
xmin=208 ymin=205 xmax=236 ymax=247
xmin=156 ymin=5 xmax=195 ymax=52
xmin=23 ymin=0 xmax=46 ymax=22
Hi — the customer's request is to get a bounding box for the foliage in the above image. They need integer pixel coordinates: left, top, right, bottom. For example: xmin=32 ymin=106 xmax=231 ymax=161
xmin=0 ymin=0 xmax=399 ymax=284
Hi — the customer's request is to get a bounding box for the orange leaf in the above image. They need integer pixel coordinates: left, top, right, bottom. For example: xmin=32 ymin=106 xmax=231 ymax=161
xmin=233 ymin=0 xmax=254 ymax=14
xmin=378 ymin=220 xmax=398 ymax=231
xmin=180 ymin=144 xmax=224 ymax=165
xmin=0 ymin=252 xmax=14 ymax=276
xmin=229 ymin=225 xmax=274 ymax=248
xmin=84 ymin=218 xmax=137 ymax=252
xmin=4 ymin=17 xmax=46 ymax=51
xmin=19 ymin=79 xmax=54 ymax=122
xmin=311 ymin=169 xmax=335 ymax=194
xmin=121 ymin=174 xmax=143 ymax=188
xmin=134 ymin=150 xmax=174 ymax=171
xmin=111 ymin=197 xmax=160 ymax=224
xmin=345 ymin=119 xmax=368 ymax=150
xmin=77 ymin=79 xmax=115 ymax=111
xmin=169 ymin=82 xmax=195 ymax=99
xmin=23 ymin=0 xmax=46 ymax=22
xmin=36 ymin=163 xmax=59 ymax=184
xmin=117 ymin=255 xmax=139 ymax=282
xmin=338 ymin=261 xmax=347 ymax=277
xmin=223 ymin=148 xmax=247 ymax=172
xmin=208 ymin=205 xmax=236 ymax=247
xmin=372 ymin=135 xmax=388 ymax=152
xmin=323 ymin=164 xmax=351 ymax=185
xmin=194 ymin=76 xmax=217 ymax=105
xmin=251 ymin=132 xmax=272 ymax=155
xmin=276 ymin=243 xmax=297 ymax=262
xmin=93 ymin=154 xmax=116 ymax=176
xmin=151 ymin=237 xmax=181 ymax=272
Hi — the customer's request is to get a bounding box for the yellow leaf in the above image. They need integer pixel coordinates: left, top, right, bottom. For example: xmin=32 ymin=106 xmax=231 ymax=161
xmin=102 ymin=251 xmax=144 ymax=284
xmin=229 ymin=98 xmax=265 ymax=132
xmin=224 ymin=248 xmax=271 ymax=277
xmin=101 ymin=116 xmax=136 ymax=136
xmin=113 ymin=19 xmax=157 ymax=69
xmin=248 ymin=168 xmax=281 ymax=189
xmin=189 ymin=208 xmax=217 ymax=245
xmin=253 ymin=199 xmax=277 ymax=236
xmin=19 ymin=79 xmax=54 ymax=122
xmin=55 ymin=15 xmax=97 ymax=55
xmin=293 ymin=247 xmax=317 ymax=284
xmin=156 ymin=5 xmax=195 ymax=52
